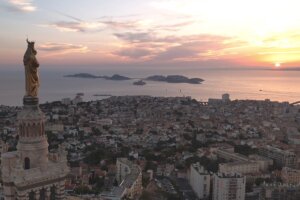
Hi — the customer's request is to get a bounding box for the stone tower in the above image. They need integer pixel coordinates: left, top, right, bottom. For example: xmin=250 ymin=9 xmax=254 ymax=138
xmin=1 ymin=41 xmax=69 ymax=200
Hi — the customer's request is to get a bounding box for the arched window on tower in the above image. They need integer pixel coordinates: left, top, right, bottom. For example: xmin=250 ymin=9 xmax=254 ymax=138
xmin=50 ymin=186 xmax=56 ymax=200
xmin=39 ymin=188 xmax=46 ymax=200
xmin=24 ymin=157 xmax=30 ymax=170
xmin=29 ymin=191 xmax=35 ymax=200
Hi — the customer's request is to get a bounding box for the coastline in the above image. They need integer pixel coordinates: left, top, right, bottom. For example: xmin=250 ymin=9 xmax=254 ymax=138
xmin=1 ymin=69 xmax=300 ymax=106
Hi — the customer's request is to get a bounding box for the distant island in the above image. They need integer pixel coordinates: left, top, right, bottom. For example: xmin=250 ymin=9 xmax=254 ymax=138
xmin=64 ymin=73 xmax=131 ymax=81
xmin=65 ymin=73 xmax=204 ymax=84
xmin=105 ymin=74 xmax=131 ymax=81
xmin=133 ymin=80 xmax=146 ymax=86
xmin=64 ymin=73 xmax=99 ymax=78
xmin=146 ymin=75 xmax=204 ymax=84
xmin=93 ymin=94 xmax=112 ymax=97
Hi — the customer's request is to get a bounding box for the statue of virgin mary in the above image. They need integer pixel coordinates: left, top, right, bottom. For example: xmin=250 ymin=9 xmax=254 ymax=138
xmin=23 ymin=39 xmax=40 ymax=97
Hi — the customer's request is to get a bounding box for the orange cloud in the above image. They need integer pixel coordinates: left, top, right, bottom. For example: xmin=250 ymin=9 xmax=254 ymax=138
xmin=38 ymin=43 xmax=89 ymax=57
xmin=49 ymin=21 xmax=104 ymax=32
xmin=112 ymin=31 xmax=249 ymax=64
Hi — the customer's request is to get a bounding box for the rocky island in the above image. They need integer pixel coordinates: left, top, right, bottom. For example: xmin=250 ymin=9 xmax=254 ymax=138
xmin=64 ymin=73 xmax=131 ymax=80
xmin=64 ymin=73 xmax=99 ymax=78
xmin=133 ymin=80 xmax=146 ymax=86
xmin=146 ymin=75 xmax=204 ymax=84
xmin=65 ymin=73 xmax=204 ymax=84
xmin=105 ymin=74 xmax=131 ymax=81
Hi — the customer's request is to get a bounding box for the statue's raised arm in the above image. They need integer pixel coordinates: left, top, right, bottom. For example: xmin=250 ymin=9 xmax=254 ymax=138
xmin=23 ymin=39 xmax=40 ymax=97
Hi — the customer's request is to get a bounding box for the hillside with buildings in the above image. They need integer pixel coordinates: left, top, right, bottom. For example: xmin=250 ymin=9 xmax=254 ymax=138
xmin=1 ymin=94 xmax=300 ymax=199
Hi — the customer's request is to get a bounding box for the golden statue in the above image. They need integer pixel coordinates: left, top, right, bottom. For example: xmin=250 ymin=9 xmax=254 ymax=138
xmin=23 ymin=39 xmax=40 ymax=97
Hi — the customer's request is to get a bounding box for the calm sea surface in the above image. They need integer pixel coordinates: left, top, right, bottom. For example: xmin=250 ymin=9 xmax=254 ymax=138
xmin=1 ymin=68 xmax=300 ymax=106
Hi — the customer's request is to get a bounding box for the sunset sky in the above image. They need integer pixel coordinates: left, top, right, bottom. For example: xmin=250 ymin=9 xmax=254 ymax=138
xmin=1 ymin=0 xmax=300 ymax=69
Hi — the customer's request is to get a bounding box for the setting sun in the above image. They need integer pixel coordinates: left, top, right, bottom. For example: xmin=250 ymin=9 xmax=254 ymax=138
xmin=275 ymin=63 xmax=281 ymax=68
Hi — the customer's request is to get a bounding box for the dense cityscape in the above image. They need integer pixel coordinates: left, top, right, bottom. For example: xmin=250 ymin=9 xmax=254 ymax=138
xmin=1 ymin=93 xmax=300 ymax=199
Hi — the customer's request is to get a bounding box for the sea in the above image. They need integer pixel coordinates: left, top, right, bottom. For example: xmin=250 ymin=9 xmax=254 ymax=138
xmin=1 ymin=67 xmax=300 ymax=106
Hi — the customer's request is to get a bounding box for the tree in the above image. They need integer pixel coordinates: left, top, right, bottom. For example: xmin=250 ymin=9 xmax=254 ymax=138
xmin=74 ymin=186 xmax=91 ymax=194
xmin=185 ymin=156 xmax=202 ymax=167
xmin=197 ymin=156 xmax=220 ymax=173
xmin=84 ymin=149 xmax=104 ymax=165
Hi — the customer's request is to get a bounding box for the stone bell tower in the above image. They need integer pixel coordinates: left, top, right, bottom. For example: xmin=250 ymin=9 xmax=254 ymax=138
xmin=1 ymin=40 xmax=69 ymax=200
xmin=17 ymin=97 xmax=49 ymax=171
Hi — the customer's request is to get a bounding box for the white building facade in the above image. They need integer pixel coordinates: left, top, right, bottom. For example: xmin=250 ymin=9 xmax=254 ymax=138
xmin=188 ymin=163 xmax=210 ymax=199
xmin=219 ymin=161 xmax=260 ymax=174
xmin=213 ymin=173 xmax=246 ymax=200
xmin=101 ymin=158 xmax=142 ymax=200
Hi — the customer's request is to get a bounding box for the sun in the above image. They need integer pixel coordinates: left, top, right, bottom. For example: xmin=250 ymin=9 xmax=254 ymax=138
xmin=275 ymin=63 xmax=281 ymax=68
